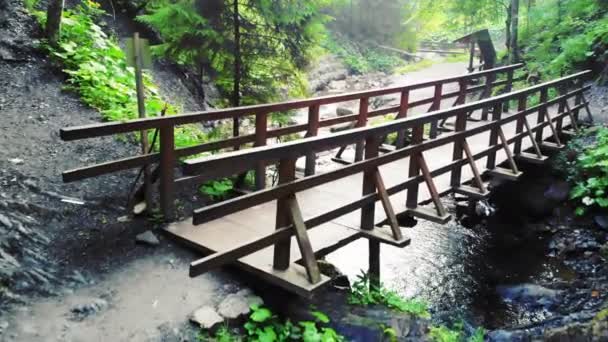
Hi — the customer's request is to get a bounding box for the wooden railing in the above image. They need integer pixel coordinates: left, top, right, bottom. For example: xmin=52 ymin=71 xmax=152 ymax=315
xmin=182 ymin=70 xmax=592 ymax=283
xmin=60 ymin=64 xmax=524 ymax=219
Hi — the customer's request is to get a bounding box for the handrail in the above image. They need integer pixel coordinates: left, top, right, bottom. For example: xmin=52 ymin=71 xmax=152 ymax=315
xmin=185 ymin=70 xmax=592 ymax=280
xmin=60 ymin=64 xmax=523 ymax=140
xmin=183 ymin=70 xmax=590 ymax=176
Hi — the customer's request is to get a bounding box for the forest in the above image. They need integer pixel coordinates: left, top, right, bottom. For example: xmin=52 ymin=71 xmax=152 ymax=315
xmin=0 ymin=0 xmax=608 ymax=341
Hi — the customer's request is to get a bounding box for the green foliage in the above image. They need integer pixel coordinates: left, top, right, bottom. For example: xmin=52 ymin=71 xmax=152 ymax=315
xmin=429 ymin=323 xmax=485 ymax=342
xmin=241 ymin=304 xmax=344 ymax=342
xmin=199 ymin=178 xmax=234 ymax=201
xmin=347 ymin=271 xmax=430 ymax=318
xmin=137 ymin=0 xmax=327 ymax=107
xmin=324 ymin=33 xmax=406 ymax=74
xmin=564 ymin=127 xmax=608 ymax=215
xmin=521 ymin=0 xmax=608 ymax=80
xmin=23 ymin=0 xmax=40 ymax=11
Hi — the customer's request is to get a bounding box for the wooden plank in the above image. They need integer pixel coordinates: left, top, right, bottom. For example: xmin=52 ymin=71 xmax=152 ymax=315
xmin=305 ymin=104 xmax=320 ymax=176
xmin=273 ymin=158 xmax=296 ymax=270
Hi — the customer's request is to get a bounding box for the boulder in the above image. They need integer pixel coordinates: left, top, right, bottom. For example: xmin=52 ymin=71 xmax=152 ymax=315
xmin=543 ymin=181 xmax=571 ymax=202
xmin=496 ymin=284 xmax=560 ymax=308
xmin=136 ymin=231 xmax=160 ymax=246
xmin=70 ymin=298 xmax=109 ymax=320
xmin=190 ymin=306 xmax=223 ymax=330
xmin=336 ymin=107 xmax=354 ymax=117
xmin=217 ymin=290 xmax=264 ymax=320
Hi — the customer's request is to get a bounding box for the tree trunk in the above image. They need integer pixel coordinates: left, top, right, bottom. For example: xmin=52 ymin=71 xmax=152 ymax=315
xmin=505 ymin=4 xmax=512 ymax=52
xmin=46 ymin=0 xmax=64 ymax=47
xmin=232 ymin=0 xmax=241 ymax=108
xmin=509 ymin=0 xmax=520 ymax=63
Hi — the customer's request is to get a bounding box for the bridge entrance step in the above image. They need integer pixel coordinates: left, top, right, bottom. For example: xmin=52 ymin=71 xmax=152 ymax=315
xmin=453 ymin=184 xmax=490 ymax=199
xmin=488 ymin=166 xmax=523 ymax=181
xmin=516 ymin=152 xmax=549 ymax=164
xmin=405 ymin=206 xmax=452 ymax=224
xmin=540 ymin=141 xmax=563 ymax=152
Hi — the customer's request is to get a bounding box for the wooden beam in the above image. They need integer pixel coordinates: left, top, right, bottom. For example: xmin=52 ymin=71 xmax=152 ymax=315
xmin=286 ymin=195 xmax=321 ymax=284
xmin=373 ymin=168 xmax=403 ymax=241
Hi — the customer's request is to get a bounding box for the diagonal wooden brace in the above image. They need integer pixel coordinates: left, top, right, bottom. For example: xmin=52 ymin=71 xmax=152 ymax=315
xmin=285 ymin=194 xmax=321 ymax=284
xmin=543 ymin=109 xmax=562 ymax=146
xmin=580 ymin=93 xmax=594 ymax=123
xmin=372 ymin=167 xmax=403 ymax=241
xmin=497 ymin=127 xmax=519 ymax=174
xmin=418 ymin=152 xmax=448 ymax=217
xmin=562 ymin=100 xmax=580 ymax=133
xmin=522 ymin=115 xmax=544 ymax=158
xmin=462 ymin=139 xmax=486 ymax=192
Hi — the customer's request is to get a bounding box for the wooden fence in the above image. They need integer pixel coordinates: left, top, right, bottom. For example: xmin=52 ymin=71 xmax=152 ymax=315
xmin=182 ymin=70 xmax=592 ymax=284
xmin=60 ymin=64 xmax=523 ymax=219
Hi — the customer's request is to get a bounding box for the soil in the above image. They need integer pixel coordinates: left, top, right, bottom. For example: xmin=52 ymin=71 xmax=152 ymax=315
xmin=0 ymin=2 xmax=244 ymax=341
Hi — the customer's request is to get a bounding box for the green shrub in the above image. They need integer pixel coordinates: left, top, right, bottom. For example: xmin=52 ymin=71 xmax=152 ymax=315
xmin=566 ymin=127 xmax=608 ymax=215
xmin=347 ymin=271 xmax=430 ymax=318
xmin=324 ymin=34 xmax=406 ymax=74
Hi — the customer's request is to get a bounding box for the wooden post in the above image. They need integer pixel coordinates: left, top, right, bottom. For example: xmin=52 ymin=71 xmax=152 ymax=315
xmin=406 ymin=123 xmax=424 ymax=209
xmin=46 ymin=0 xmax=64 ymax=47
xmin=159 ymin=126 xmax=175 ymax=220
xmin=254 ymin=112 xmax=267 ymax=190
xmin=556 ymin=85 xmax=567 ymax=133
xmin=395 ymin=90 xmax=409 ymax=148
xmin=480 ymin=73 xmax=496 ymax=120
xmin=368 ymin=239 xmax=381 ymax=289
xmin=503 ymin=69 xmax=514 ymax=111
xmin=486 ymin=102 xmax=503 ymax=169
xmin=573 ymin=82 xmax=582 ymax=122
xmin=429 ymin=84 xmax=442 ymax=139
xmin=361 ymin=136 xmax=379 ymax=231
xmin=535 ymin=89 xmax=548 ymax=142
xmin=133 ymin=33 xmax=152 ymax=213
xmin=468 ymin=40 xmax=475 ymax=73
xmin=286 ymin=195 xmax=321 ymax=284
xmin=361 ymin=135 xmax=381 ymax=288
xmin=450 ymin=111 xmax=467 ymax=188
xmin=354 ymin=97 xmax=369 ymax=162
xmin=273 ymin=158 xmax=296 ymax=270
xmin=305 ymin=104 xmax=320 ymax=176
xmin=514 ymin=96 xmax=527 ymax=154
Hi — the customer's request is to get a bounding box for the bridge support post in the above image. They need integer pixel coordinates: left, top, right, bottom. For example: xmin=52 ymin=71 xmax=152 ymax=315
xmin=535 ymin=89 xmax=549 ymax=142
xmin=450 ymin=111 xmax=467 ymax=188
xmin=486 ymin=102 xmax=503 ymax=169
xmin=361 ymin=135 xmax=381 ymax=288
xmin=406 ymin=124 xmax=424 ymax=209
xmin=305 ymin=104 xmax=320 ymax=176
xmin=514 ymin=96 xmax=527 ymax=154
xmin=255 ymin=112 xmax=268 ymax=190
xmin=480 ymin=74 xmax=496 ymax=120
xmin=354 ymin=98 xmax=369 ymax=162
xmin=428 ymin=84 xmax=442 ymax=139
xmin=273 ymin=158 xmax=296 ymax=270
xmin=159 ymin=126 xmax=175 ymax=220
xmin=395 ymin=90 xmax=410 ymax=148
xmin=502 ymin=69 xmax=514 ymax=112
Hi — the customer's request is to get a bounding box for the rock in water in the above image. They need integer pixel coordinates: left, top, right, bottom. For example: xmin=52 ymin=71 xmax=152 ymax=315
xmin=496 ymin=284 xmax=560 ymax=308
xmin=543 ymin=181 xmax=570 ymax=202
xmin=594 ymin=215 xmax=608 ymax=230
xmin=217 ymin=290 xmax=264 ymax=320
xmin=136 ymin=231 xmax=160 ymax=246
xmin=0 ymin=213 xmax=11 ymax=228
xmin=190 ymin=306 xmax=223 ymax=330
xmin=70 ymin=298 xmax=109 ymax=320
xmin=475 ymin=200 xmax=495 ymax=217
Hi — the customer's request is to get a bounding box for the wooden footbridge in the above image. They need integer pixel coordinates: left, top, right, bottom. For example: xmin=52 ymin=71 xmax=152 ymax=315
xmin=60 ymin=65 xmax=593 ymax=297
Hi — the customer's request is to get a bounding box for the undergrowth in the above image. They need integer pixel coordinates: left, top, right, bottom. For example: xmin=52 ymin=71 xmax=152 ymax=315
xmin=199 ymin=305 xmax=344 ymax=342
xmin=32 ymin=1 xmax=239 ymax=199
xmin=555 ymin=126 xmax=608 ymax=216
xmin=324 ymin=33 xmax=406 ymax=74
xmin=428 ymin=322 xmax=485 ymax=342
xmin=347 ymin=271 xmax=431 ymax=318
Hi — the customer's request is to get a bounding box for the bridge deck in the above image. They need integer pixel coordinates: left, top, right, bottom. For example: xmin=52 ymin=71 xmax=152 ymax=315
xmin=165 ymin=106 xmax=565 ymax=297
